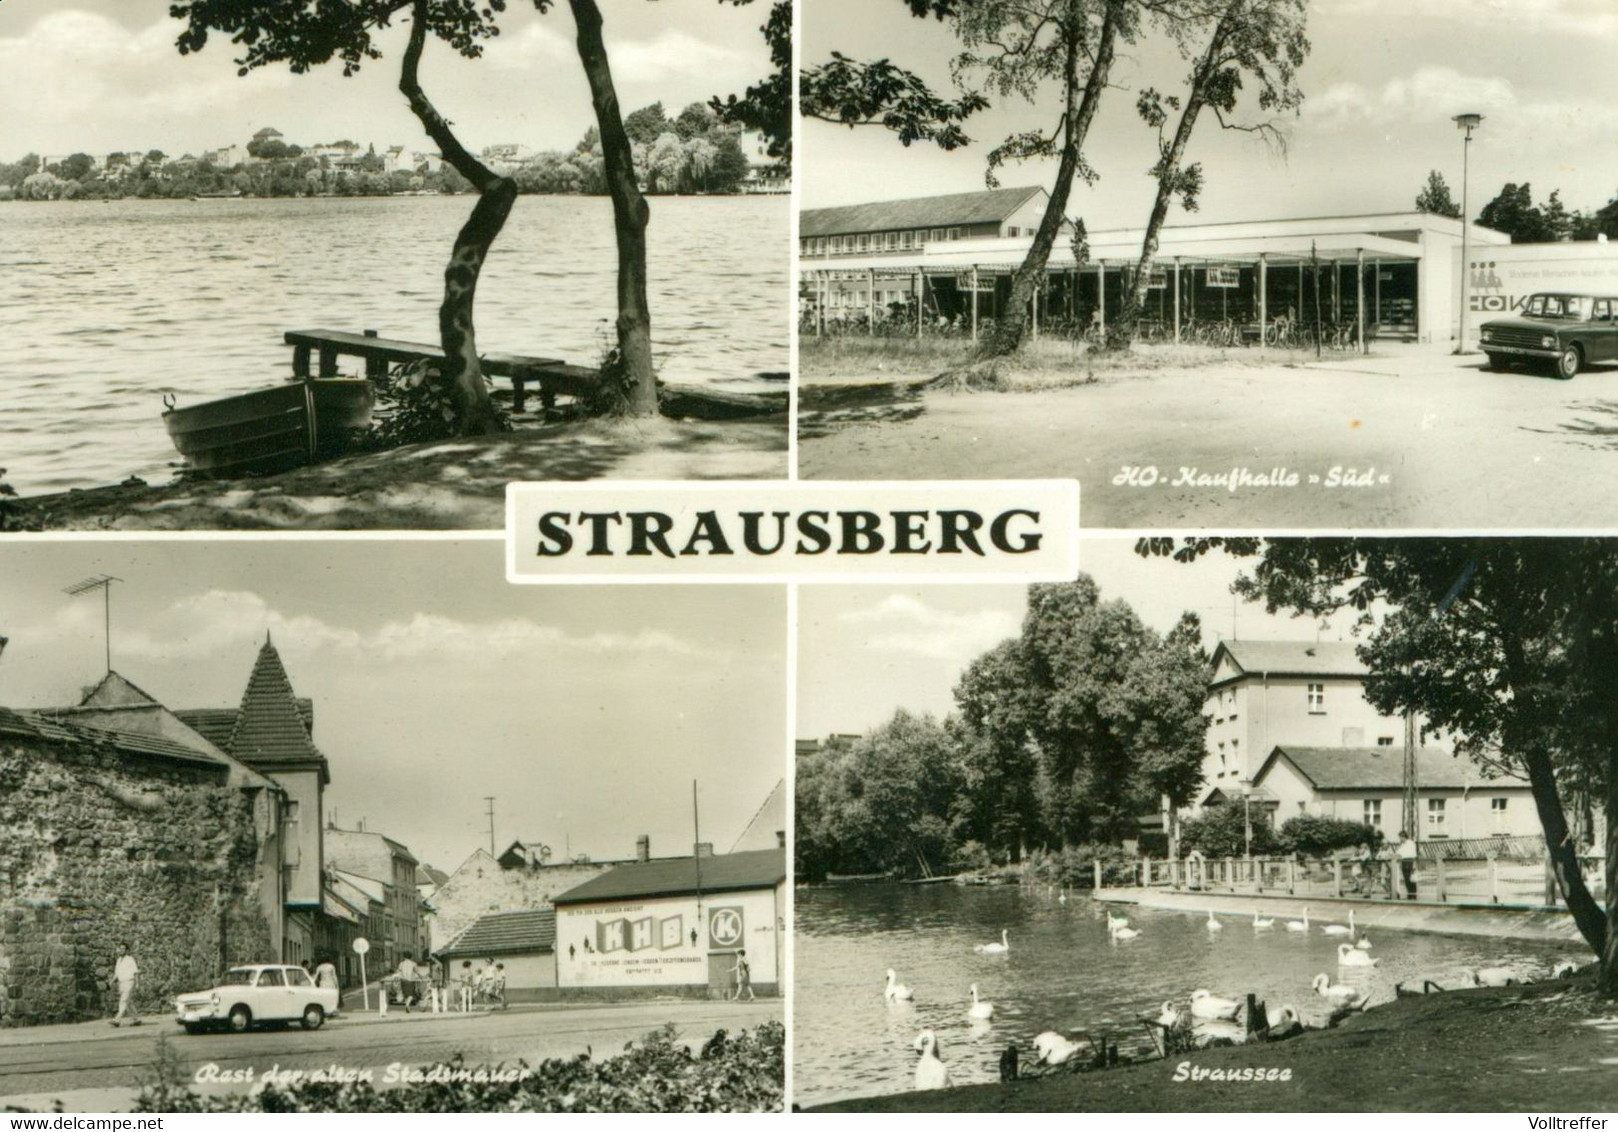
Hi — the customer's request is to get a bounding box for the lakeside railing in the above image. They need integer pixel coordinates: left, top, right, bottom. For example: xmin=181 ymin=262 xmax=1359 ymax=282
xmin=1096 ymin=848 xmax=1605 ymax=911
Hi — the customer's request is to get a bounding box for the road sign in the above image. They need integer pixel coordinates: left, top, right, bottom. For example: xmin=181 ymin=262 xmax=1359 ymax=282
xmin=352 ymin=937 xmax=370 ymax=955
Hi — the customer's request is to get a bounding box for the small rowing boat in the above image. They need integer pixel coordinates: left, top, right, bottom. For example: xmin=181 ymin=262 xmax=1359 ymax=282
xmin=162 ymin=379 xmax=375 ymax=478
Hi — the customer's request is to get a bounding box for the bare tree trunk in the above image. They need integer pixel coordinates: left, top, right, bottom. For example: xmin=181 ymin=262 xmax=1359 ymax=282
xmin=1115 ymin=14 xmax=1234 ymax=345
xmin=983 ymin=0 xmax=1120 ymax=358
xmin=569 ymin=0 xmax=659 ymax=417
xmin=1515 ymin=740 xmax=1608 ymax=956
xmin=1602 ymin=757 xmax=1618 ymax=996
xmin=398 ymin=0 xmax=512 ymax=436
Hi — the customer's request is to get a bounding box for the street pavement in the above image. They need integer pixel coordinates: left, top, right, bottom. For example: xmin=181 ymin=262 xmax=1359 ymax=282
xmin=0 ymin=998 xmax=781 ymax=1112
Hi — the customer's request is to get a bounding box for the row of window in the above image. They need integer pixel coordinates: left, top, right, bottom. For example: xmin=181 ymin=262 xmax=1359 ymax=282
xmin=801 ymin=228 xmax=967 ymax=256
xmin=1361 ymin=796 xmax=1510 ymax=832
xmin=825 ymin=289 xmax=913 ymax=308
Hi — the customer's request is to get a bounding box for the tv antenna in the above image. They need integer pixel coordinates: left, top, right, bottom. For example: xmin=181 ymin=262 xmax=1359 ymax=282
xmin=63 ymin=575 xmax=122 ymax=674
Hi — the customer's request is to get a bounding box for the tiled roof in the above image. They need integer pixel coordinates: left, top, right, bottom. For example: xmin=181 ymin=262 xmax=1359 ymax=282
xmin=177 ymin=701 xmax=314 ymax=754
xmin=800 ymin=186 xmax=1046 ymax=239
xmin=1259 ymin=745 xmax=1528 ymax=791
xmin=440 ymin=909 xmax=556 ymax=957
xmin=226 ymin=638 xmax=327 ymax=770
xmin=1212 ymin=640 xmax=1367 ymax=681
xmin=1 ymin=708 xmax=228 ymax=770
xmin=553 ymin=848 xmax=785 ymax=905
xmin=76 ymin=672 xmax=161 ymax=708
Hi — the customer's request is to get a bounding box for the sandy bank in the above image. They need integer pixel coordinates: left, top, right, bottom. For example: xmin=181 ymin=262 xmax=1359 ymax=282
xmin=5 ymin=417 xmax=787 ymax=531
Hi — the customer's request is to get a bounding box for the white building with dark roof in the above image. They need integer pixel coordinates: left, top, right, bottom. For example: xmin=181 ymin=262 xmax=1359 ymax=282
xmin=552 ymin=846 xmax=785 ymax=999
xmin=1251 ymin=744 xmax=1537 ymax=843
xmin=438 ymin=909 xmax=558 ymax=998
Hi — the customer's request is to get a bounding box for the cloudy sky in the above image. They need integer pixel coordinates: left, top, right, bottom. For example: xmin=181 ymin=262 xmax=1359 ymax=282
xmin=798 ymin=536 xmax=1363 ymax=739
xmin=803 ymin=0 xmax=1618 ymax=223
xmin=0 ymin=0 xmax=771 ymax=160
xmin=0 ymin=539 xmax=786 ymax=876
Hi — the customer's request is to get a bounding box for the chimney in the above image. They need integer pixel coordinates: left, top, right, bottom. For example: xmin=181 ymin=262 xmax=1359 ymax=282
xmin=635 ymin=834 xmax=650 ymax=862
xmin=694 ymin=842 xmax=714 ymax=859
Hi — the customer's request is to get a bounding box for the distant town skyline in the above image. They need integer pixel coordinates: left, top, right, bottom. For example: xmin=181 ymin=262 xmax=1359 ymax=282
xmin=0 ymin=0 xmax=770 ymax=161
xmin=0 ymin=540 xmax=787 ymax=878
xmin=802 ymin=0 xmax=1618 ymax=224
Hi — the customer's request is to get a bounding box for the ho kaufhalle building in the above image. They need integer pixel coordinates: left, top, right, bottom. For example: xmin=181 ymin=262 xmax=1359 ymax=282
xmin=800 ymin=185 xmax=1618 ymax=347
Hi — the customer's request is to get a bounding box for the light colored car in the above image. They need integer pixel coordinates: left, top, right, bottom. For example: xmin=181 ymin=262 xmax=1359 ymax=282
xmin=174 ymin=964 xmax=339 ymax=1034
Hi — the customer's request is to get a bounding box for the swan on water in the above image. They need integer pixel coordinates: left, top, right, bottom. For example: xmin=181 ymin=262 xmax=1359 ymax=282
xmin=1190 ymin=989 xmax=1241 ymax=1020
xmin=1322 ymin=909 xmax=1356 ymax=937
xmin=1285 ymin=907 xmax=1310 ymax=933
xmin=1194 ymin=1018 xmax=1247 ymax=1046
xmin=1058 ymin=891 xmax=1068 ymax=905
xmin=913 ymin=1030 xmax=951 ymax=1090
xmin=1252 ymin=909 xmax=1275 ymax=930
xmin=1473 ymin=966 xmax=1525 ymax=987
xmin=1111 ymin=925 xmax=1141 ymax=941
xmin=975 ymin=928 xmax=1010 ymax=955
xmin=1311 ymin=972 xmax=1367 ymax=1009
xmin=1266 ymin=1003 xmax=1301 ymax=1031
xmin=1105 ymin=911 xmax=1129 ymax=931
xmin=884 ymin=968 xmax=914 ymax=1001
xmin=1156 ymin=1001 xmax=1182 ymax=1029
xmin=1206 ymin=910 xmax=1223 ymax=932
xmin=1337 ymin=942 xmax=1378 ymax=968
xmin=968 ymin=983 xmax=995 ymax=1020
xmin=1032 ymin=1031 xmax=1085 ymax=1066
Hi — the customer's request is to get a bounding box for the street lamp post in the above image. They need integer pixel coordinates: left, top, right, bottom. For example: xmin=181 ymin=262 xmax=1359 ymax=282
xmin=1454 ymin=113 xmax=1484 ymax=354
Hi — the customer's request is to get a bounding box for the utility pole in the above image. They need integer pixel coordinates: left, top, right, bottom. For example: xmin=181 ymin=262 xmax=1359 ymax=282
xmin=63 ymin=575 xmax=121 ymax=674
xmin=484 ymin=796 xmax=496 ymax=857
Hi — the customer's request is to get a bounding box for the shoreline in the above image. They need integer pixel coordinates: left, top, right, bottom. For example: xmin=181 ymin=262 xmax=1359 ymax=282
xmin=802 ymin=977 xmax=1618 ymax=1112
xmin=2 ymin=416 xmax=787 ymax=531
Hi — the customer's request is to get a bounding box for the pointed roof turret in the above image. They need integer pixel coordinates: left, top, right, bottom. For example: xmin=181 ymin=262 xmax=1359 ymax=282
xmin=227 ymin=638 xmax=329 ymax=781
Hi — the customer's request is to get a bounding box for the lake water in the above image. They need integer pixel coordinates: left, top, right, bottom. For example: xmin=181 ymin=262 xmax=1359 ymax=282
xmin=793 ymin=883 xmax=1587 ymax=1109
xmin=0 ymin=194 xmax=789 ymax=493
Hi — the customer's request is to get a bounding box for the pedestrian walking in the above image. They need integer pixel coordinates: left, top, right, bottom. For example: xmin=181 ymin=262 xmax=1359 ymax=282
xmin=458 ymin=959 xmax=475 ymax=1012
xmin=314 ymin=955 xmax=341 ymax=1016
xmin=425 ymin=952 xmax=444 ymax=1013
xmin=110 ymin=943 xmax=141 ymax=1027
xmin=396 ymin=955 xmax=420 ymax=1012
xmin=730 ymin=949 xmax=754 ymax=1002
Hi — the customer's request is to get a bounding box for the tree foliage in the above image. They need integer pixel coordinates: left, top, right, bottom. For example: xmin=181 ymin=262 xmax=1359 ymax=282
xmin=1180 ymin=802 xmax=1280 ymax=858
xmin=1415 ymin=169 xmax=1461 ymax=218
xmin=795 ymin=575 xmax=1210 ymax=878
xmin=711 ymin=0 xmax=793 ymax=163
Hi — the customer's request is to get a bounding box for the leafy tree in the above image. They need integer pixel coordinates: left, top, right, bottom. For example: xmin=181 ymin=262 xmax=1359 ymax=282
xmin=624 ymin=102 xmax=671 ymax=146
xmin=50 ymin=153 xmax=96 ymax=181
xmin=1143 ymin=536 xmax=1618 ymax=996
xmin=247 ymin=136 xmax=293 ymax=161
xmin=171 ymin=0 xmax=513 ymax=434
xmin=674 ymin=102 xmax=716 ymax=141
xmin=1415 ymin=168 xmax=1460 ymax=218
xmin=951 ymin=638 xmax=1047 ymax=856
xmin=799 ymin=51 xmax=989 ymax=151
xmin=1116 ymin=0 xmax=1309 ymax=345
xmin=1181 ymin=801 xmax=1280 ymax=857
xmin=1477 ymin=182 xmax=1556 ymax=243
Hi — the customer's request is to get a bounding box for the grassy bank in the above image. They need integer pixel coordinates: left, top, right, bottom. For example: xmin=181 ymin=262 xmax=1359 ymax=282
xmin=799 ymin=335 xmax=1324 ymax=392
xmin=804 ymin=979 xmax=1617 ymax=1112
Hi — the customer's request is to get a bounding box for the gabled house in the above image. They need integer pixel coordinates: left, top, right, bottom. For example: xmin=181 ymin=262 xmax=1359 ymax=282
xmin=1250 ymin=744 xmax=1538 ymax=842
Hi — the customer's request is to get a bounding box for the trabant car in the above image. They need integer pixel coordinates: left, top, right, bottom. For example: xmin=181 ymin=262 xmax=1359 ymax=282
xmin=1478 ymin=292 xmax=1618 ymax=379
xmin=173 ymin=964 xmax=339 ymax=1034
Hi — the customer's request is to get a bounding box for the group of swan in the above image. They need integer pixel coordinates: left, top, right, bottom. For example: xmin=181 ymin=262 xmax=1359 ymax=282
xmin=886 ymin=967 xmax=997 ymax=1023
xmin=1106 ymin=912 xmax=1141 ymax=941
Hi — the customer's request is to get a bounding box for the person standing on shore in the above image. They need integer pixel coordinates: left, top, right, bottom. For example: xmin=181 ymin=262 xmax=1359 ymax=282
xmin=110 ymin=944 xmax=140 ymax=1027
xmin=1397 ymin=832 xmax=1419 ymax=900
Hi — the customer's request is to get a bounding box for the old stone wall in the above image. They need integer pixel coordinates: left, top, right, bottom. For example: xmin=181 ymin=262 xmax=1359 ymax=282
xmin=0 ymin=737 xmax=273 ymax=1027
